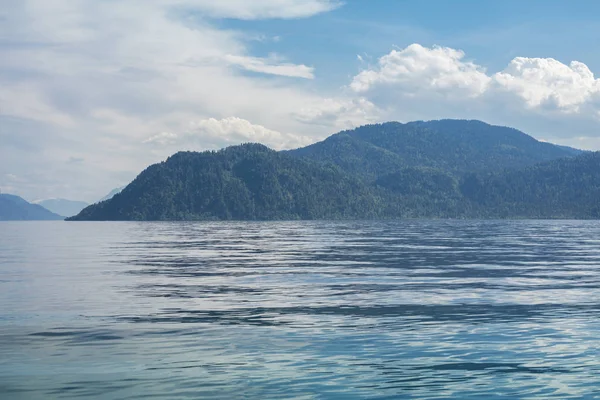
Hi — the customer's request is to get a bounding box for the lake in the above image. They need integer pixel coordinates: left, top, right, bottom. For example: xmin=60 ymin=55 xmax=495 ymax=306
xmin=2 ymin=220 xmax=600 ymax=399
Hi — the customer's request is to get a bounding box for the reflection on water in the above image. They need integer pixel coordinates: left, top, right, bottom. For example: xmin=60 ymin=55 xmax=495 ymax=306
xmin=2 ymin=220 xmax=600 ymax=399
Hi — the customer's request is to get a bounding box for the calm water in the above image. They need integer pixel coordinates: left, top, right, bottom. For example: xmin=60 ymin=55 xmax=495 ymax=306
xmin=2 ymin=221 xmax=600 ymax=399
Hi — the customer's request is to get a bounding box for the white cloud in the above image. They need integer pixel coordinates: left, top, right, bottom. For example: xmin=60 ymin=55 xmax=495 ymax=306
xmin=144 ymin=132 xmax=179 ymax=146
xmin=349 ymin=43 xmax=600 ymax=132
xmin=223 ymin=54 xmax=314 ymax=79
xmin=293 ymin=98 xmax=379 ymax=128
xmin=150 ymin=0 xmax=343 ymax=20
xmin=493 ymin=57 xmax=600 ymax=113
xmin=0 ymin=0 xmax=350 ymax=201
xmin=350 ymin=44 xmax=491 ymax=98
xmin=145 ymin=117 xmax=314 ymax=150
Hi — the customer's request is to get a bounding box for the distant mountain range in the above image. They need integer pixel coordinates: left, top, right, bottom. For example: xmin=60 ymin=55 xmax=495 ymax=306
xmin=0 ymin=194 xmax=63 ymax=221
xmin=34 ymin=198 xmax=89 ymax=217
xmin=0 ymin=186 xmax=127 ymax=221
xmin=68 ymin=119 xmax=600 ymax=221
xmin=98 ymin=187 xmax=125 ymax=203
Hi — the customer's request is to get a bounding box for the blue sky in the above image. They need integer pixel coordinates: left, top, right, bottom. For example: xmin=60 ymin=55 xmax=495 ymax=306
xmin=222 ymin=0 xmax=600 ymax=84
xmin=2 ymin=0 xmax=600 ymax=202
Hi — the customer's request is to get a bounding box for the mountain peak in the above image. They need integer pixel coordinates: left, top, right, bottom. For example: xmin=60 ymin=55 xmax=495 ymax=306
xmin=290 ymin=119 xmax=575 ymax=177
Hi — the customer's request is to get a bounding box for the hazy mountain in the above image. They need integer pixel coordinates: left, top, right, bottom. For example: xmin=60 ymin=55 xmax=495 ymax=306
xmin=0 ymin=194 xmax=64 ymax=221
xmin=68 ymin=120 xmax=600 ymax=221
xmin=97 ymin=187 xmax=125 ymax=203
xmin=34 ymin=198 xmax=89 ymax=217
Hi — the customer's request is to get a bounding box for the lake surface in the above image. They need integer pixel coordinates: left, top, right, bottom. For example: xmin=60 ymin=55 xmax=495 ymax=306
xmin=2 ymin=220 xmax=600 ymax=399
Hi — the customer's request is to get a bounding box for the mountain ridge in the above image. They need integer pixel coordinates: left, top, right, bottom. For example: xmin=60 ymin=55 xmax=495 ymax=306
xmin=68 ymin=119 xmax=598 ymax=221
xmin=288 ymin=119 xmax=579 ymax=178
xmin=71 ymin=143 xmax=381 ymax=221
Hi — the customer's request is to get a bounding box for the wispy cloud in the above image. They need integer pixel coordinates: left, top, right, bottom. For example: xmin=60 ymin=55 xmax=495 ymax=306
xmin=223 ymin=55 xmax=315 ymax=79
xmin=161 ymin=0 xmax=343 ymax=20
xmin=0 ymin=0 xmax=350 ymax=201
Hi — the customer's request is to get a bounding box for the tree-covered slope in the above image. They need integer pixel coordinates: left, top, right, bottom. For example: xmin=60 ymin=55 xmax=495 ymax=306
xmin=69 ymin=144 xmax=384 ymax=221
xmin=285 ymin=133 xmax=406 ymax=179
xmin=460 ymin=152 xmax=600 ymax=218
xmin=0 ymin=194 xmax=64 ymax=221
xmin=289 ymin=120 xmax=578 ymax=178
xmin=373 ymin=167 xmax=467 ymax=218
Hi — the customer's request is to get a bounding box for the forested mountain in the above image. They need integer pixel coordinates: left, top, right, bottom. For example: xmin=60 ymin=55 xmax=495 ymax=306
xmin=288 ymin=120 xmax=579 ymax=179
xmin=34 ymin=198 xmax=89 ymax=217
xmin=68 ymin=120 xmax=600 ymax=221
xmin=0 ymin=194 xmax=64 ymax=221
xmin=70 ymin=144 xmax=383 ymax=221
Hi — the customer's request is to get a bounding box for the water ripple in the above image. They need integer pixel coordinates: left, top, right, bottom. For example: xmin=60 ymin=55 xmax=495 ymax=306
xmin=2 ymin=220 xmax=600 ymax=398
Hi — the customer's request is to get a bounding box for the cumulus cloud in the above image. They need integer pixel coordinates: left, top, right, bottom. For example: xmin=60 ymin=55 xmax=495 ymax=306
xmin=293 ymin=98 xmax=379 ymax=128
xmin=144 ymin=117 xmax=313 ymax=150
xmin=350 ymin=43 xmax=600 ymax=128
xmin=351 ymin=44 xmax=491 ymax=98
xmin=494 ymin=57 xmax=600 ymax=113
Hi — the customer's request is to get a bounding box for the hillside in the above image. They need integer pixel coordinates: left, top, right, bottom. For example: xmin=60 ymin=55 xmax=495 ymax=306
xmin=461 ymin=152 xmax=600 ymax=218
xmin=0 ymin=194 xmax=64 ymax=221
xmin=69 ymin=144 xmax=383 ymax=221
xmin=288 ymin=120 xmax=579 ymax=179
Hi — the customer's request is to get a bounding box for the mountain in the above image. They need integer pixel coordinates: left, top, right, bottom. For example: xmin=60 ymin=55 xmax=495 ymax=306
xmin=97 ymin=187 xmax=125 ymax=203
xmin=69 ymin=144 xmax=382 ymax=221
xmin=0 ymin=194 xmax=64 ymax=221
xmin=69 ymin=120 xmax=599 ymax=221
xmin=34 ymin=198 xmax=89 ymax=217
xmin=288 ymin=120 xmax=579 ymax=179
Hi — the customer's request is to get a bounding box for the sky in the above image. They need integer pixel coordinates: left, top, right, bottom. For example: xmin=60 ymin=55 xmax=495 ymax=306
xmin=2 ymin=0 xmax=600 ymax=202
